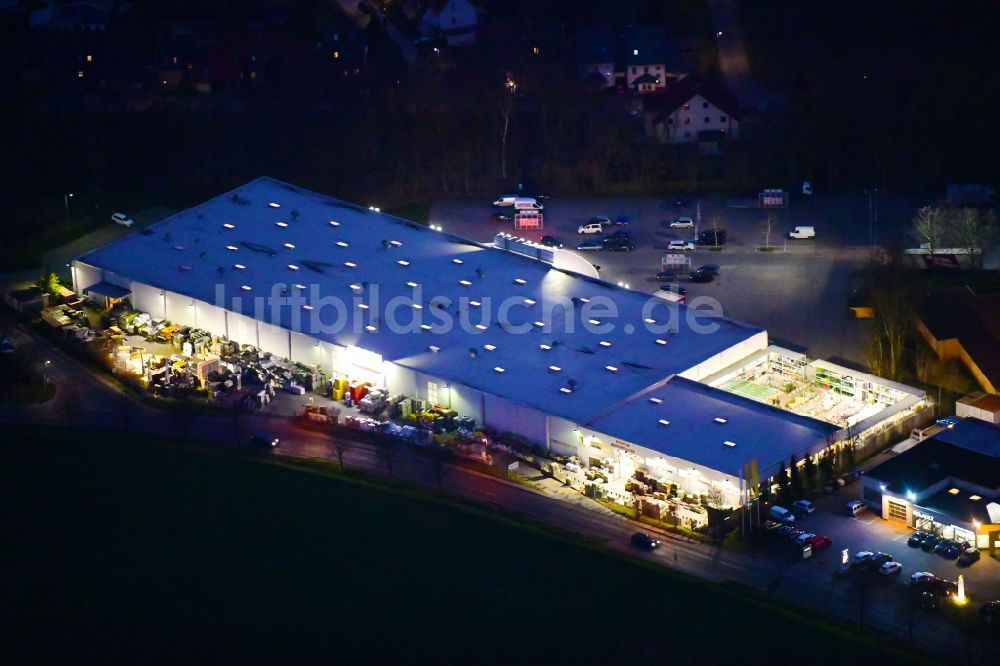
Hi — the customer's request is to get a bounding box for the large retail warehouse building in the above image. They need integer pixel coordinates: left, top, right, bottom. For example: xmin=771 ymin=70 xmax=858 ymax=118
xmin=73 ymin=178 xmax=924 ymax=507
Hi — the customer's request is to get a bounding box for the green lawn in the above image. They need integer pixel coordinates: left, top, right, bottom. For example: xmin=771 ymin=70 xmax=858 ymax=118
xmin=0 ymin=426 xmax=933 ymax=665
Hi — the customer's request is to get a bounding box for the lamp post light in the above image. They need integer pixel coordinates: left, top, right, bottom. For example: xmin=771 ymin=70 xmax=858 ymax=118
xmin=64 ymin=192 xmax=74 ymax=215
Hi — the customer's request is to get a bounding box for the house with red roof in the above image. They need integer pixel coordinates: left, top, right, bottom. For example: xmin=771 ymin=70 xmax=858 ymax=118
xmin=640 ymin=73 xmax=741 ymax=145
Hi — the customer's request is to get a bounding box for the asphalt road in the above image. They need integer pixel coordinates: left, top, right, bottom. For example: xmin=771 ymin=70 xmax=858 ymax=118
xmin=2 ymin=320 xmax=996 ymax=664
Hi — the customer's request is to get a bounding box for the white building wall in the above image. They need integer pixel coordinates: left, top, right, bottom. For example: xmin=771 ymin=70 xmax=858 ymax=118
xmin=165 ymin=291 xmax=196 ymax=326
xmin=679 ymin=329 xmax=768 ymax=381
xmin=548 ymin=416 xmax=580 ymax=456
xmin=483 ymin=393 xmax=548 ymax=445
xmin=131 ymin=282 xmax=165 ymax=318
xmin=445 ymin=382 xmax=483 ymax=422
xmin=195 ymin=300 xmax=227 ymax=337
xmin=384 ymin=361 xmax=418 ymax=397
xmin=71 ymin=261 xmax=103 ymax=294
xmin=228 ymin=311 xmax=259 ymax=348
xmin=257 ymin=320 xmax=290 ymax=358
xmin=626 ymin=63 xmax=667 ymax=89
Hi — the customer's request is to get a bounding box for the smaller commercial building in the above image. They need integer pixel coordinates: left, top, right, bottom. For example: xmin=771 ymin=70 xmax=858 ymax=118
xmin=862 ymin=418 xmax=1000 ymax=554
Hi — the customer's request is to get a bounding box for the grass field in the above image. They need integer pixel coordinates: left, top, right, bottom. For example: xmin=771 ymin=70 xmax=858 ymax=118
xmin=0 ymin=426 xmax=933 ymax=665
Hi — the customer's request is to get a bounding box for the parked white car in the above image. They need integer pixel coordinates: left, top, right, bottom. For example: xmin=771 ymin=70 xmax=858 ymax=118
xmin=879 ymin=561 xmax=903 ymax=576
xmin=111 ymin=212 xmax=135 ymax=228
xmin=669 ymin=216 xmax=695 ymax=229
xmin=578 ymin=222 xmax=604 ymax=234
xmin=667 ymin=240 xmax=695 ymax=251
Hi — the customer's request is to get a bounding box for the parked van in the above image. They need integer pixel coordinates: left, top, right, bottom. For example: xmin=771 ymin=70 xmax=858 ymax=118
xmin=493 ymin=194 xmax=518 ymax=207
xmin=788 ymin=225 xmax=816 ymax=239
xmin=910 ymin=424 xmax=943 ymax=443
xmin=769 ymin=506 xmax=795 ymax=524
xmin=846 ymin=500 xmax=867 ymax=517
xmin=577 ymin=222 xmax=604 ymax=234
xmin=513 ymin=197 xmax=543 ymax=211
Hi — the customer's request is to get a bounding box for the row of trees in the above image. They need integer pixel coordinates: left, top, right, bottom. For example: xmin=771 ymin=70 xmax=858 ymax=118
xmin=911 ymin=206 xmax=997 ymax=267
xmin=770 ymin=444 xmax=856 ymax=501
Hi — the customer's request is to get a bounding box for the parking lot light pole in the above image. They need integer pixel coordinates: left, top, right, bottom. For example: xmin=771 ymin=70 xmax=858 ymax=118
xmin=64 ymin=192 xmax=74 ymax=216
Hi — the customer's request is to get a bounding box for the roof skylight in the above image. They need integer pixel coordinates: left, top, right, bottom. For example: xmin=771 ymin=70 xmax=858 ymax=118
xmin=548 ymin=365 xmax=561 ymax=372
xmin=429 ymin=345 xmax=441 ymax=353
xmin=714 ymin=417 xmax=728 ymax=424
xmin=539 ymin=344 xmax=552 ymax=351
xmin=275 ymin=221 xmax=288 ymax=228
xmin=605 ymin=365 xmax=618 ymax=373
xmin=494 ymin=367 xmax=505 ymax=374
xmin=344 ymin=261 xmax=357 ymax=268
xmin=328 ymin=220 xmax=340 ymax=227
xmin=226 ymin=245 xmax=238 ymax=251
xmin=336 ymin=241 xmax=349 ymax=248
xmin=283 ymin=243 xmax=295 ymax=249
xmin=288 ymin=264 xmax=300 ymax=271
xmin=398 ymin=260 xmax=410 ymax=267
xmin=234 ymin=264 xmax=246 ymax=270
xmin=302 ymin=304 xmax=314 ymax=311
xmin=658 ymin=419 xmax=670 ymax=426
xmin=723 ymin=440 xmax=737 ymax=447
xmin=483 ymin=344 xmax=496 ymax=351
xmin=452 ymin=258 xmax=464 ymax=264
xmin=240 ymin=285 xmax=252 ymax=291
xmin=268 ymin=202 xmax=281 ymax=208
xmin=223 ymin=223 xmax=235 ymax=229
xmin=559 ymin=387 xmax=573 ymax=394
xmin=599 ymin=340 xmax=612 ymax=347
xmin=649 ymin=397 xmax=662 ymax=404
xmin=523 ymin=298 xmax=536 ymax=306
xmin=406 ymin=281 xmax=419 ymax=288
xmin=655 ymin=339 xmax=668 ymax=345
xmin=459 ymin=280 xmax=472 ymax=286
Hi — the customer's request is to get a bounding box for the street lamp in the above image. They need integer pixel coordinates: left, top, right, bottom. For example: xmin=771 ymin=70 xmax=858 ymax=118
xmin=64 ymin=192 xmax=74 ymax=214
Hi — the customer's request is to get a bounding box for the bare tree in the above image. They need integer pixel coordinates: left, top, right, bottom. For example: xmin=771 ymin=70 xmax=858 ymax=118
xmin=948 ymin=207 xmax=997 ymax=268
xmin=427 ymin=446 xmax=450 ymax=490
xmin=762 ymin=212 xmax=775 ymax=249
xmin=911 ymin=206 xmax=946 ymax=254
xmin=330 ymin=429 xmax=351 ymax=473
xmin=499 ymin=76 xmax=517 ymax=180
xmin=375 ymin=437 xmax=397 ymax=482
xmin=706 ymin=483 xmax=726 ymax=510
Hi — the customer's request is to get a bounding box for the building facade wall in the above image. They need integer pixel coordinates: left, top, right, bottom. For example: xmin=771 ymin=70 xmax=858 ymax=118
xmin=679 ymin=329 xmax=768 ymax=381
xmin=662 ymin=94 xmax=739 ymax=144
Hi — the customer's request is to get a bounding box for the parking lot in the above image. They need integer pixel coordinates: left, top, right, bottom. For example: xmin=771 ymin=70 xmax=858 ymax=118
xmin=767 ymin=485 xmax=999 ymax=602
xmin=430 ymin=193 xmax=922 ymax=367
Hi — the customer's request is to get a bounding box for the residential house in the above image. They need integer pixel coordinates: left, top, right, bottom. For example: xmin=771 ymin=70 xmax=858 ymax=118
xmin=575 ymin=26 xmax=615 ymax=89
xmin=418 ymin=0 xmax=482 ymax=47
xmin=642 ymin=73 xmax=740 ymax=146
xmin=623 ymin=26 xmax=688 ymax=93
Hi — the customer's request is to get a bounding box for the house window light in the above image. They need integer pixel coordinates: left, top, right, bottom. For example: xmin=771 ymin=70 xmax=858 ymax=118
xmin=452 ymin=258 xmax=464 ymax=264
xmin=649 ymin=397 xmax=662 ymax=404
xmin=429 ymin=345 xmax=441 ymax=353
xmin=268 ymin=202 xmax=281 ymax=208
xmin=398 ymin=260 xmax=410 ymax=267
xmin=276 ymin=221 xmax=288 ymax=228
xmin=494 ymin=367 xmax=505 ymax=374
xmin=344 ymin=261 xmax=357 ymax=268
xmin=223 ymin=223 xmax=235 ymax=229
xmin=560 ymin=387 xmax=573 ymax=394
xmin=548 ymin=365 xmax=561 ymax=372
xmin=459 ymin=280 xmax=472 ymax=286
xmin=948 ymin=488 xmax=960 ymax=495
xmin=970 ymin=495 xmax=982 ymax=501
xmin=598 ymin=340 xmax=611 ymax=347
xmin=655 ymin=339 xmax=667 ymax=345
xmin=336 ymin=241 xmax=349 ymax=248
xmin=714 ymin=417 xmax=728 ymax=424
xmin=226 ymin=245 xmax=238 ymax=251
xmin=483 ymin=344 xmax=496 ymax=351
xmin=723 ymin=440 xmax=737 ymax=447
xmin=658 ymin=419 xmax=670 ymax=426
xmin=605 ymin=365 xmax=618 ymax=373
xmin=514 ymin=278 xmax=527 ymax=285
xmin=284 ymin=243 xmax=295 ymax=249
xmin=240 ymin=285 xmax=252 ymax=291
xmin=288 ymin=264 xmax=300 ymax=271
xmin=234 ymin=263 xmax=246 ymax=270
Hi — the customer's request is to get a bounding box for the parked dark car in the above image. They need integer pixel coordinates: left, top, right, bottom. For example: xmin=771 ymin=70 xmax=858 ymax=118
xmin=958 ymin=548 xmax=981 ymax=566
xmin=630 ymin=531 xmax=659 ymax=550
xmin=921 ymin=535 xmax=942 ymax=552
xmin=689 ymin=269 xmax=716 ymax=283
xmin=944 ymin=541 xmax=971 ymax=559
xmin=868 ymin=552 xmax=893 ymax=569
xmin=656 ymin=269 xmax=682 ymax=281
xmin=696 ymin=263 xmax=721 ymax=275
xmin=934 ymin=539 xmax=956 ymax=555
xmin=603 ymin=239 xmax=636 ymax=252
xmin=605 ymin=229 xmax=632 ymax=240
xmin=697 ymin=229 xmax=727 ymax=245
xmin=908 ymin=531 xmax=930 ymax=547
xmin=540 ymin=235 xmax=563 ymax=248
